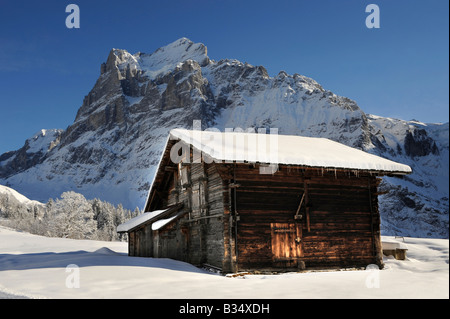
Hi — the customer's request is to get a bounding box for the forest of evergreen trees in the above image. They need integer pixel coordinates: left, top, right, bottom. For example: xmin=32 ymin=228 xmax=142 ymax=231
xmin=0 ymin=190 xmax=139 ymax=241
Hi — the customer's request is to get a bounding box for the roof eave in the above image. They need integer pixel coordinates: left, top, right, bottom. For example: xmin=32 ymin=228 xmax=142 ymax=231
xmin=117 ymin=203 xmax=184 ymax=233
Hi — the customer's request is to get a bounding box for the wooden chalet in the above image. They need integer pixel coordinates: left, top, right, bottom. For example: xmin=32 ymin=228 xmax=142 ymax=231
xmin=117 ymin=129 xmax=412 ymax=273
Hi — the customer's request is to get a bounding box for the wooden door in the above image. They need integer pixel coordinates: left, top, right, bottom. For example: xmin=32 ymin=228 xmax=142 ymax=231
xmin=270 ymin=223 xmax=303 ymax=267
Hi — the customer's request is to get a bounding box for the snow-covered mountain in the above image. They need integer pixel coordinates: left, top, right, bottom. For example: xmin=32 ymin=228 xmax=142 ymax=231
xmin=0 ymin=184 xmax=43 ymax=208
xmin=0 ymin=184 xmax=44 ymax=222
xmin=0 ymin=38 xmax=448 ymax=238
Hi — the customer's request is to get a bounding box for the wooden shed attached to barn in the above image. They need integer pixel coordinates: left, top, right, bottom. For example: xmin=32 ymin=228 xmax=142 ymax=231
xmin=117 ymin=128 xmax=411 ymax=273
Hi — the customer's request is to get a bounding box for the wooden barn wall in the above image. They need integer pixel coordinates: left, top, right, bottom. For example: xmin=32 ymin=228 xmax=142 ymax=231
xmin=128 ymin=224 xmax=153 ymax=257
xmin=153 ymin=224 xmax=188 ymax=260
xmin=153 ymin=158 xmax=225 ymax=269
xmin=203 ymin=163 xmax=226 ymax=268
xmin=224 ymin=164 xmax=382 ymax=271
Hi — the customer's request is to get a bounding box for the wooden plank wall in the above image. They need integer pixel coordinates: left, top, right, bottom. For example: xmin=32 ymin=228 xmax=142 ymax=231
xmin=203 ymin=163 xmax=226 ymax=268
xmin=154 ymin=159 xmax=226 ymax=270
xmin=128 ymin=224 xmax=153 ymax=257
xmin=153 ymin=224 xmax=187 ymax=260
xmin=302 ymin=178 xmax=380 ymax=268
xmin=224 ymin=164 xmax=382 ymax=271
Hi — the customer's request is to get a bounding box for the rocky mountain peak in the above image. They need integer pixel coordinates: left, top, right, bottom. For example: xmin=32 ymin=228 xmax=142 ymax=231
xmin=148 ymin=37 xmax=210 ymax=68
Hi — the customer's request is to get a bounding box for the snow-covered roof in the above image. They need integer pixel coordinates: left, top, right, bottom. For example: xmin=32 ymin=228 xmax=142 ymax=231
xmin=117 ymin=204 xmax=184 ymax=233
xmin=151 ymin=212 xmax=185 ymax=231
xmin=382 ymin=238 xmax=408 ymax=250
xmin=117 ymin=209 xmax=168 ymax=233
xmin=169 ymin=129 xmax=412 ymax=174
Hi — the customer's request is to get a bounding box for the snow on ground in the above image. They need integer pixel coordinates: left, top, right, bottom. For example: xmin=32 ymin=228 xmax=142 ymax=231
xmin=0 ymin=226 xmax=447 ymax=299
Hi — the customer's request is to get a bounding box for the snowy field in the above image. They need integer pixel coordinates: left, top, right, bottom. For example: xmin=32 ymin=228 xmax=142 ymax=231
xmin=0 ymin=225 xmax=448 ymax=299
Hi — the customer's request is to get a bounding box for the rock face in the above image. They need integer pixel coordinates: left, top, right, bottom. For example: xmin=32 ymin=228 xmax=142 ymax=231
xmin=0 ymin=38 xmax=448 ymax=238
xmin=0 ymin=129 xmax=63 ymax=179
xmin=404 ymin=129 xmax=440 ymax=157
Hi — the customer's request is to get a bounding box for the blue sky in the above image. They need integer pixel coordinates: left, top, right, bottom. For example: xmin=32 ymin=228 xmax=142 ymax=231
xmin=0 ymin=0 xmax=448 ymax=154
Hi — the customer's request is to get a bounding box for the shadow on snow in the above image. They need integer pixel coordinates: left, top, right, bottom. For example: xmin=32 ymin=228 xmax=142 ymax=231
xmin=0 ymin=248 xmax=208 ymax=274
